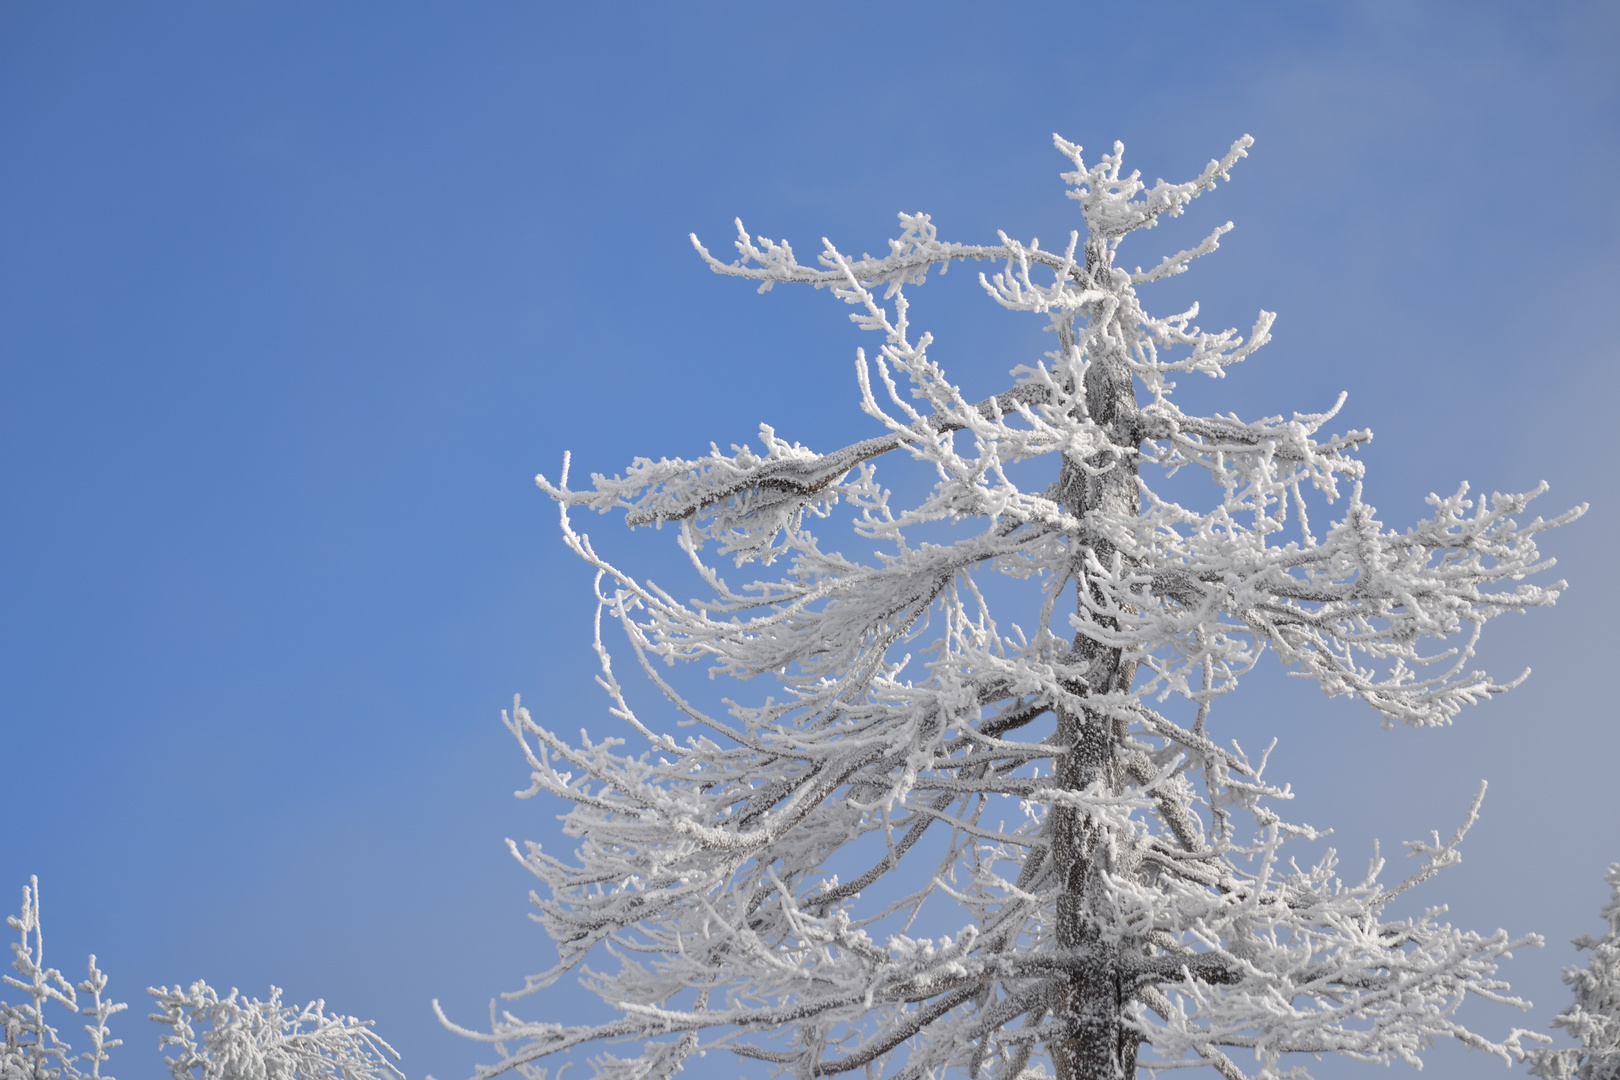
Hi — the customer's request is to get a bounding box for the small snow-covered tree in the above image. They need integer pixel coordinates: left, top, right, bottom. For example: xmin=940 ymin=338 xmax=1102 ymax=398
xmin=3 ymin=878 xmax=124 ymax=1080
xmin=1529 ymin=865 xmax=1620 ymax=1080
xmin=446 ymin=136 xmax=1582 ymax=1080
xmin=2 ymin=878 xmax=399 ymax=1080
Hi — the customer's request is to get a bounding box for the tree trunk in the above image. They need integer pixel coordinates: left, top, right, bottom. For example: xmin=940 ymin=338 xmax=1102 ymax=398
xmin=1050 ymin=241 xmax=1142 ymax=1080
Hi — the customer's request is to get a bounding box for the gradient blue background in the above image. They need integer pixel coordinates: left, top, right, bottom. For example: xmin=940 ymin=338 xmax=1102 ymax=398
xmin=3 ymin=4 xmax=1617 ymax=1078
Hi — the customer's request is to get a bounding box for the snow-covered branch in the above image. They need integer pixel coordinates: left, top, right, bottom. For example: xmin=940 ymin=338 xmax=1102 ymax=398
xmin=148 ymin=984 xmax=402 ymax=1080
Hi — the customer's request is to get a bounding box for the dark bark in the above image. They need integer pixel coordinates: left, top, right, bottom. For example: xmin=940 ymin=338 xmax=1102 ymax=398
xmin=1049 ymin=240 xmax=1144 ymax=1080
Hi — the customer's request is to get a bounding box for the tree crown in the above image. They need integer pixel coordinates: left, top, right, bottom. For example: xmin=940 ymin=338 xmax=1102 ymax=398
xmin=443 ymin=135 xmax=1581 ymax=1080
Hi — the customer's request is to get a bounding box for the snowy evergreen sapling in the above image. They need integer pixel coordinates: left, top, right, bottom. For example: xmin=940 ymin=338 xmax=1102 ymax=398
xmin=1529 ymin=865 xmax=1620 ymax=1080
xmin=2 ymin=878 xmax=124 ymax=1080
xmin=449 ymin=135 xmax=1582 ymax=1080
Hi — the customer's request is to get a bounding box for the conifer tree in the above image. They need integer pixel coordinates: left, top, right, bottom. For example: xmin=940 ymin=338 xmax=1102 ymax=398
xmin=448 ymin=136 xmax=1581 ymax=1080
xmin=2 ymin=878 xmax=122 ymax=1080
xmin=1530 ymin=865 xmax=1620 ymax=1080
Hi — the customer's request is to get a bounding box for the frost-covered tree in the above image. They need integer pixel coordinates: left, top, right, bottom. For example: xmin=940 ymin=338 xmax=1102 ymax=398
xmin=1529 ymin=865 xmax=1620 ymax=1080
xmin=2 ymin=879 xmax=399 ymax=1080
xmin=3 ymin=878 xmax=124 ymax=1080
xmin=445 ymin=136 xmax=1582 ymax=1080
xmin=147 ymin=983 xmax=402 ymax=1080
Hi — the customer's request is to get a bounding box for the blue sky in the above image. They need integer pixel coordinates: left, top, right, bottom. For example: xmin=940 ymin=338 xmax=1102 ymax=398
xmin=2 ymin=4 xmax=1617 ymax=1079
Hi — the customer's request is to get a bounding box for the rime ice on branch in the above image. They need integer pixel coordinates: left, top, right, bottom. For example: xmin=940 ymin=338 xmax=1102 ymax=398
xmin=445 ymin=136 xmax=1583 ymax=1080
